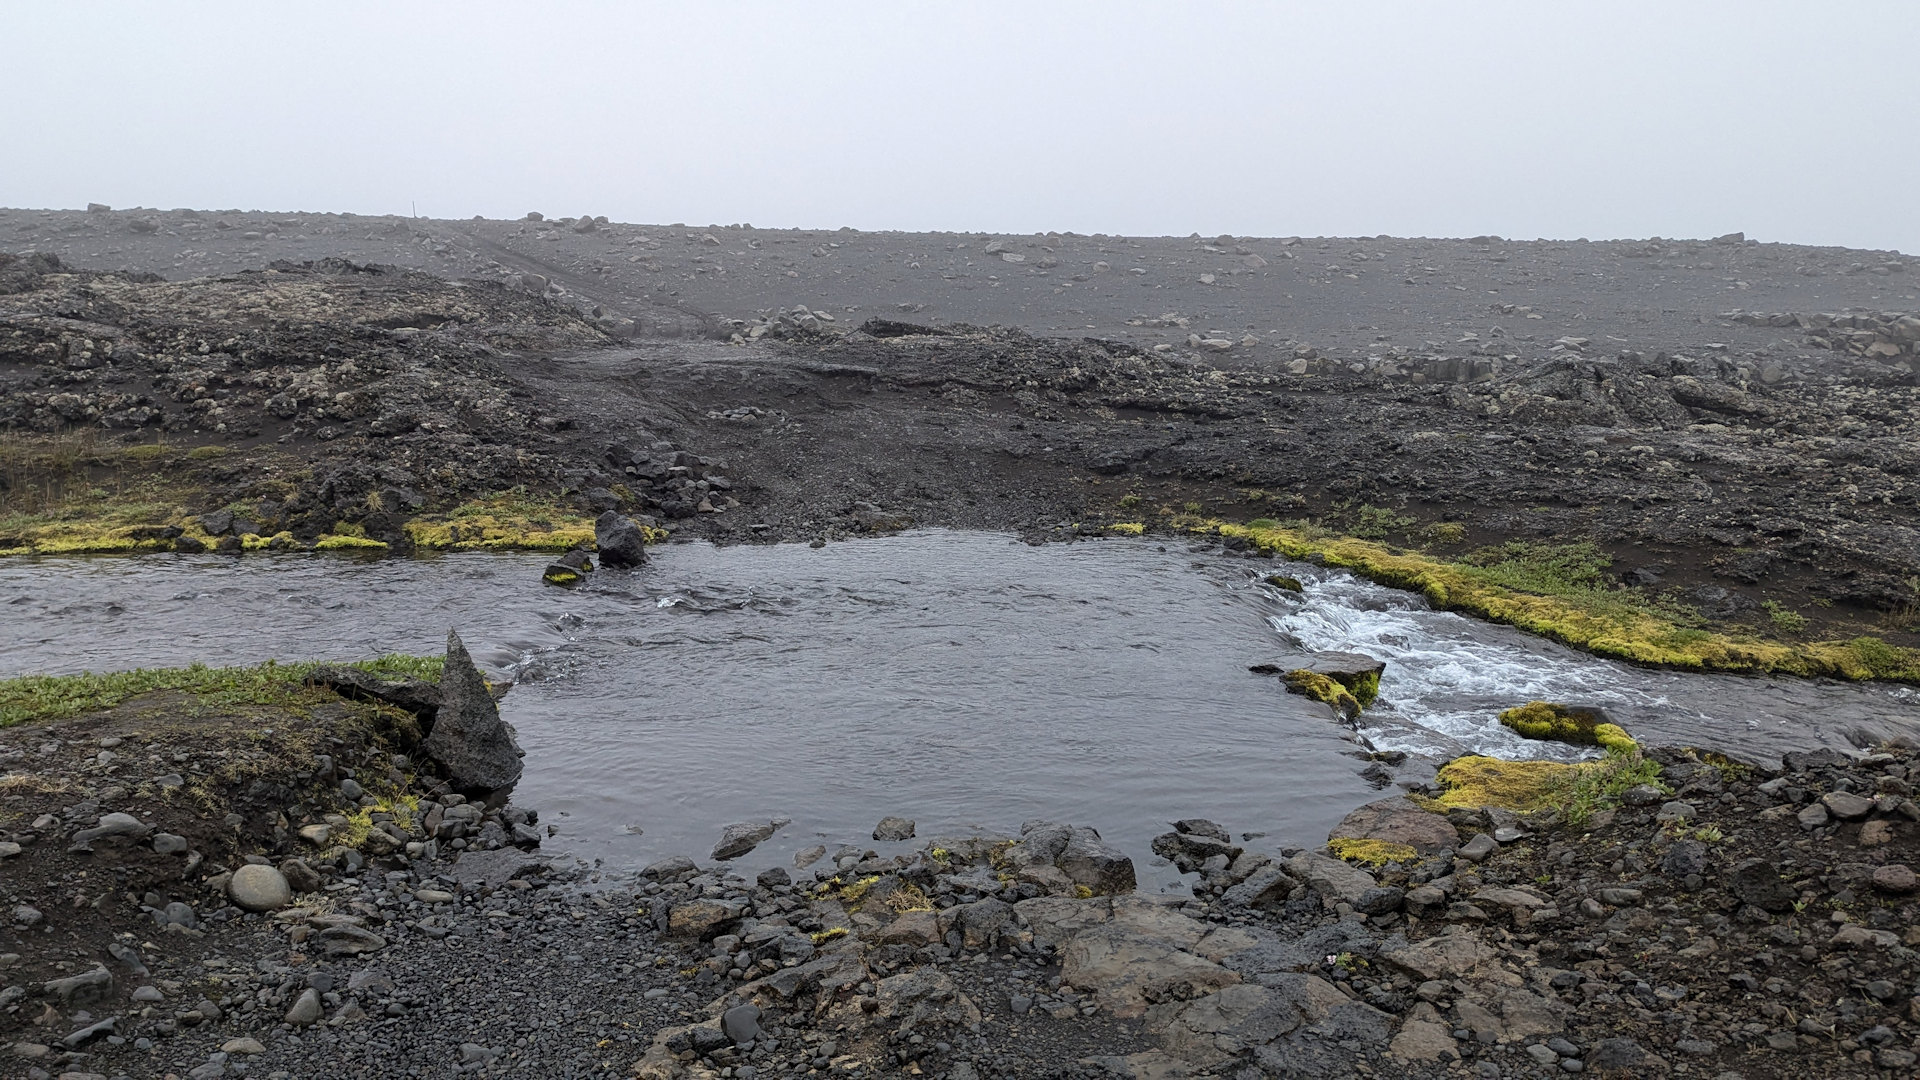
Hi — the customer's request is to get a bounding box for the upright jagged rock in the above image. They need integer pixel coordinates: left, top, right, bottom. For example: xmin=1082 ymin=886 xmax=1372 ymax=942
xmin=424 ymin=630 xmax=524 ymax=795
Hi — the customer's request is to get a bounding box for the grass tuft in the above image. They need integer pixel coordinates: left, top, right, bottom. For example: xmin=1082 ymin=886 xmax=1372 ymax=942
xmin=0 ymin=654 xmax=443 ymax=729
xmin=1549 ymin=750 xmax=1669 ymax=827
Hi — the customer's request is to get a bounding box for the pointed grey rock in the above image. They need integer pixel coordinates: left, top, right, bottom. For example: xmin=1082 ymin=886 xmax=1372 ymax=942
xmin=424 ymin=630 xmax=524 ymax=793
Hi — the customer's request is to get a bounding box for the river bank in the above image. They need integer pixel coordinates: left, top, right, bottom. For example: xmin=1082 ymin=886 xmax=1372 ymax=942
xmin=5 ymin=644 xmax=1920 ymax=1079
xmin=3 ymin=244 xmax=1916 ymax=682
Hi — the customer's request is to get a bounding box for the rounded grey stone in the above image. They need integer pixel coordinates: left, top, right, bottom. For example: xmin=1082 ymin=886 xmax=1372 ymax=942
xmin=227 ymin=864 xmax=292 ymax=912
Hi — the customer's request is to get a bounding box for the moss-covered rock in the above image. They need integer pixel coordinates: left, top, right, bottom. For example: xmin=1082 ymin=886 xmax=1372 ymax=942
xmin=1283 ymin=669 xmax=1361 ymax=721
xmin=1499 ymin=701 xmax=1637 ymax=753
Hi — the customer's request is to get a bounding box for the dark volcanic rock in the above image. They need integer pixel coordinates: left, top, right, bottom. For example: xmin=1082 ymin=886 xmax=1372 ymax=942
xmin=306 ymin=665 xmax=442 ymax=716
xmin=1727 ymin=857 xmax=1797 ymax=912
xmin=423 ymin=629 xmax=524 ymax=794
xmin=1328 ymin=798 xmax=1460 ymax=855
xmin=594 ymin=510 xmax=648 ymax=567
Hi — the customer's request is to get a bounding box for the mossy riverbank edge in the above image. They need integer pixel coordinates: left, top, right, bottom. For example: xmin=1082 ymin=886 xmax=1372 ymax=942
xmin=6 ymin=506 xmax=1917 ymax=684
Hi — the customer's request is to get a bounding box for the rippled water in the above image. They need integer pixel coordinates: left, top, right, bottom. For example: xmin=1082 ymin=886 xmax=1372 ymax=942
xmin=4 ymin=532 xmax=1914 ymax=888
xmin=1262 ymin=568 xmax=1920 ymax=762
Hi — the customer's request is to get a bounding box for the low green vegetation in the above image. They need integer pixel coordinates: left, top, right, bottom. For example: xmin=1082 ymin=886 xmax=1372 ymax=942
xmin=1344 ymin=503 xmax=1418 ymax=541
xmin=1762 ymin=600 xmax=1808 ymax=635
xmin=1548 ymin=750 xmax=1669 ymax=827
xmin=1499 ymin=701 xmax=1638 ymax=753
xmin=1423 ymin=755 xmax=1580 ymax=813
xmin=404 ymin=492 xmax=600 ymax=552
xmin=0 ymin=654 xmax=443 ymax=729
xmin=1206 ymin=518 xmax=1919 ymax=682
xmin=1328 ymin=838 xmax=1418 ymax=866
xmin=1422 ymin=750 xmax=1669 ymax=827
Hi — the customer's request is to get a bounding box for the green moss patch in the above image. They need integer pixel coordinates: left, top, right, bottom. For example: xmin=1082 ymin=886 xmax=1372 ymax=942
xmin=1425 ymin=756 xmax=1581 ymax=813
xmin=1283 ymin=669 xmax=1362 ymax=720
xmin=1328 ymin=837 xmax=1417 ymax=866
xmin=0 ymin=654 xmax=442 ymax=729
xmin=1423 ymin=751 xmax=1670 ymax=827
xmin=1211 ymin=520 xmax=1920 ymax=682
xmin=1499 ymin=701 xmax=1638 ymax=753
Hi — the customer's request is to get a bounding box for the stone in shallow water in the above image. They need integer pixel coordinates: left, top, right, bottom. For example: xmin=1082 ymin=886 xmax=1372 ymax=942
xmin=712 ymin=820 xmax=783 ymax=860
xmin=424 ymin=629 xmax=525 ymax=794
xmin=595 ymin=511 xmax=648 ymax=567
xmin=872 ymin=816 xmax=916 ymax=842
xmin=642 ymin=855 xmax=697 ymax=880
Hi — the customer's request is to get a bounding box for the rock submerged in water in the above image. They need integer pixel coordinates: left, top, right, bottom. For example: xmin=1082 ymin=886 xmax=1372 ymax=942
xmin=543 ymin=548 xmax=594 ymax=587
xmin=712 ymin=819 xmax=788 ymax=861
xmin=424 ymin=629 xmax=525 ymax=795
xmin=595 ymin=511 xmax=648 ymax=567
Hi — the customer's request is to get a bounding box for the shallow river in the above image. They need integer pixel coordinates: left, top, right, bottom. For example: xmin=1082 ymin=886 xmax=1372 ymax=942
xmin=5 ymin=531 xmax=1915 ymax=889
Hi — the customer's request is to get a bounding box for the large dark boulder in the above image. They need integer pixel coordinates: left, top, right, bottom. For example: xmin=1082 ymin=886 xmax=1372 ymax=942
xmin=595 ymin=511 xmax=648 ymax=567
xmin=423 ymin=630 xmax=524 ymax=795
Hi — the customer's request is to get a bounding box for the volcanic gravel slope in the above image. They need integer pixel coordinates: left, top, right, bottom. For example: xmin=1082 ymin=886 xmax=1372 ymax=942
xmin=3 ymin=206 xmax=1917 ymax=643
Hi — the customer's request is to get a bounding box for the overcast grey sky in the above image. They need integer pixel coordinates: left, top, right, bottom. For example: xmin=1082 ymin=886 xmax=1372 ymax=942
xmin=5 ymin=1 xmax=1915 ymax=253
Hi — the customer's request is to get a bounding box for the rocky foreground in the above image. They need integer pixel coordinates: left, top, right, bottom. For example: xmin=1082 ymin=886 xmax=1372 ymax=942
xmin=6 ymin=639 xmax=1920 ymax=1079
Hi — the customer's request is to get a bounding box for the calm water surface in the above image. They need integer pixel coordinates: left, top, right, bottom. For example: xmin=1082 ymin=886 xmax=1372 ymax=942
xmin=5 ymin=532 xmax=1914 ymax=887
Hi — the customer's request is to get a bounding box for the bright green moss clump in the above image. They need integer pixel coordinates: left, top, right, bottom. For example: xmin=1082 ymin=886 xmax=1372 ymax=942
xmin=1344 ymin=670 xmax=1381 ymax=709
xmin=1328 ymin=838 xmax=1417 ymax=866
xmin=1284 ymin=669 xmax=1362 ymax=720
xmin=314 ymin=535 xmax=390 ymax=551
xmin=1424 ymin=755 xmax=1580 ymax=813
xmin=1499 ymin=701 xmax=1638 ymax=753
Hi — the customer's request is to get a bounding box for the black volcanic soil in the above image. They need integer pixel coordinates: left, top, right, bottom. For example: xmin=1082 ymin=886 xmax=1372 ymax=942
xmin=3 ymin=207 xmax=1917 ymax=645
